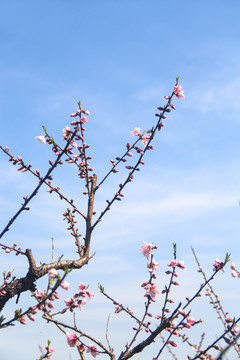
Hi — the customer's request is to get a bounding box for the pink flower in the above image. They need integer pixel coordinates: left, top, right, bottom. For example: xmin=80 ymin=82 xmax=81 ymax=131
xmin=79 ymin=282 xmax=87 ymax=291
xmin=66 ymin=332 xmax=79 ymax=347
xmin=81 ymin=116 xmax=88 ymax=124
xmin=187 ymin=316 xmax=195 ymax=325
xmin=48 ymin=268 xmax=58 ymax=278
xmin=168 ymin=260 xmax=178 ymax=268
xmin=139 ymin=242 xmax=154 ymax=260
xmin=86 ymin=291 xmax=95 ymax=299
xmin=148 ymin=258 xmax=160 ymax=273
xmin=173 ymin=85 xmax=185 ymax=100
xmin=173 ymin=85 xmax=182 ymax=94
xmin=130 ymin=127 xmax=141 ymax=136
xmin=35 ymin=135 xmax=46 ymax=145
xmin=87 ymin=344 xmax=100 ymax=357
xmin=46 ymin=346 xmax=55 ymax=354
xmin=230 ymin=263 xmax=235 ymax=270
xmin=176 ymin=91 xmax=184 ymax=100
xmin=141 ymin=135 xmax=150 ymax=147
xmin=144 ymin=283 xmax=160 ymax=298
xmin=233 ymin=323 xmax=239 ymax=336
xmin=231 ymin=270 xmax=237 ymax=278
xmin=60 ymin=280 xmax=70 ymax=290
xmin=213 ymin=258 xmax=225 ymax=272
xmin=64 ymin=297 xmax=75 ymax=307
xmin=63 ymin=126 xmax=72 ymax=140
xmin=177 ymin=260 xmax=185 ymax=269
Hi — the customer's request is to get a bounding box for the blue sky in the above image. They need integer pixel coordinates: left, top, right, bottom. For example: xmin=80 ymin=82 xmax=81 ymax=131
xmin=1 ymin=1 xmax=240 ymax=359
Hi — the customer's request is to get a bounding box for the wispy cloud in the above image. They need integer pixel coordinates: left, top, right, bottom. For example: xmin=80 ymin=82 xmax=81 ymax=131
xmin=185 ymin=77 xmax=240 ymax=114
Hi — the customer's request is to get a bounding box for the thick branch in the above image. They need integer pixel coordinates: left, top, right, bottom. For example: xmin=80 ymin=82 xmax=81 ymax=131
xmin=84 ymin=173 xmax=97 ymax=257
xmin=118 ymin=319 xmax=171 ymax=360
xmin=0 ymin=251 xmax=94 ymax=312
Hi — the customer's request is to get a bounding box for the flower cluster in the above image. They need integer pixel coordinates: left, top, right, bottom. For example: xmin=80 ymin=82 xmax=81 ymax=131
xmin=66 ymin=332 xmax=100 ymax=357
xmin=35 ymin=108 xmax=94 ymax=185
xmin=4 ymin=81 xmax=240 ymax=360
xmin=173 ymin=85 xmax=184 ymax=99
xmin=140 ymin=242 xmax=160 ymax=302
xmin=130 ymin=127 xmax=151 ymax=147
xmin=63 ymin=282 xmax=94 ymax=313
xmin=103 ymin=84 xmax=185 ymax=182
xmin=213 ymin=258 xmax=225 ymax=272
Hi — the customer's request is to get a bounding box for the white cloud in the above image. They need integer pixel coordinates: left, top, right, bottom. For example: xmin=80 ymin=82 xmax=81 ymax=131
xmin=185 ymin=76 xmax=240 ymax=114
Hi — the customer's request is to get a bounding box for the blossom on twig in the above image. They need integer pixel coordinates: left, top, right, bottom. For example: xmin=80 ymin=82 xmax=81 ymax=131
xmin=139 ymin=241 xmax=154 ymax=260
xmin=66 ymin=332 xmax=79 ymax=347
xmin=35 ymin=135 xmax=46 ymax=145
xmin=87 ymin=344 xmax=100 ymax=357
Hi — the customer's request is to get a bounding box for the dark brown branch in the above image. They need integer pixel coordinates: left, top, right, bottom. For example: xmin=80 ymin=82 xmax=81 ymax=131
xmin=0 ymin=252 xmax=95 ymax=312
xmin=42 ymin=315 xmax=116 ymax=359
xmin=84 ymin=173 xmax=97 ymax=257
xmin=118 ymin=319 xmax=171 ymax=360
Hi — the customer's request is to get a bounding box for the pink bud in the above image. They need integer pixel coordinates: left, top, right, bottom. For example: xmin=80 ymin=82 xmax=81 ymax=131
xmin=60 ymin=281 xmax=70 ymax=290
xmin=167 ymin=340 xmax=178 ymax=347
xmin=81 ymin=110 xmax=90 ymax=115
xmin=48 ymin=268 xmax=58 ymax=278
xmin=70 ymin=110 xmax=81 ymax=117
xmin=178 ymin=309 xmax=186 ymax=316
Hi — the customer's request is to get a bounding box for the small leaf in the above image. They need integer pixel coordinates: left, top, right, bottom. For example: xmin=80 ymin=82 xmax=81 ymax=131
xmin=98 ymin=283 xmax=104 ymax=293
xmin=224 ymin=252 xmax=231 ymax=265
xmin=42 ymin=125 xmax=47 ymax=134
xmin=50 ymin=137 xmax=57 ymax=146
xmin=0 ymin=315 xmax=6 ymax=324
